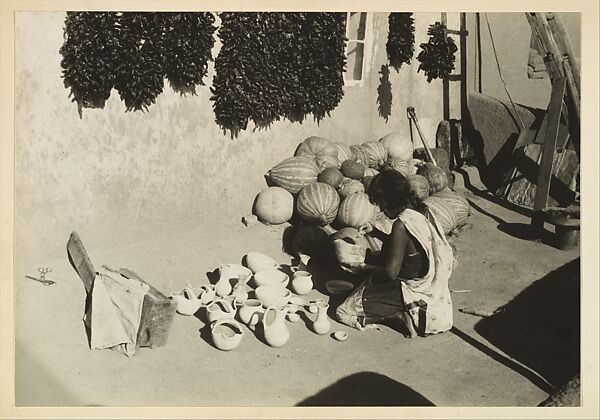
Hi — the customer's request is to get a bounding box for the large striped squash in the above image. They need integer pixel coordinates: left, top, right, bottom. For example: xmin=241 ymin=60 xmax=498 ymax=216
xmin=406 ymin=174 xmax=430 ymax=200
xmin=333 ymin=142 xmax=353 ymax=168
xmin=337 ymin=193 xmax=375 ymax=228
xmin=386 ymin=158 xmax=414 ymax=177
xmin=267 ymin=156 xmax=319 ymax=194
xmin=349 ymin=145 xmax=370 ymax=167
xmin=254 ymin=187 xmax=294 ymax=225
xmin=433 ymin=188 xmax=471 ymax=226
xmin=424 ymin=195 xmax=458 ymax=235
xmin=361 ymin=141 xmax=388 ymax=169
xmin=379 ymin=132 xmax=413 ymax=161
xmin=337 ymin=177 xmax=365 ymax=199
xmin=297 ymin=182 xmax=340 ymax=226
xmin=295 ymin=136 xmax=338 ymax=171
xmin=417 ymin=162 xmax=449 ymax=194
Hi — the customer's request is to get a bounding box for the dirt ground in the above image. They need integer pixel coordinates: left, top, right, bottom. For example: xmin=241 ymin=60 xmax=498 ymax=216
xmin=14 ymin=172 xmax=581 ymax=407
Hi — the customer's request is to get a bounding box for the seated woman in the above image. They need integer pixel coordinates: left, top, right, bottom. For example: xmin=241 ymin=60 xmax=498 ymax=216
xmin=334 ymin=169 xmax=455 ymax=337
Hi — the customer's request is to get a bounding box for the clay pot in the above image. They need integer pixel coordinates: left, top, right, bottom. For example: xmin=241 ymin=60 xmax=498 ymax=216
xmin=238 ymin=299 xmax=264 ymax=327
xmin=291 ymin=271 xmax=313 ymax=295
xmin=244 ymin=252 xmax=279 ymax=274
xmin=253 ymin=269 xmax=289 ymax=288
xmin=211 ymin=319 xmax=244 ymax=351
xmin=206 ymin=299 xmax=236 ymax=323
xmin=255 ymin=285 xmax=292 ymax=309
xmin=216 ymin=264 xmax=252 ymax=298
xmin=171 ymin=287 xmax=202 ymax=316
xmin=231 ymin=275 xmax=250 ymax=304
xmin=197 ymin=284 xmax=216 ymax=305
xmin=262 ymin=306 xmax=290 ymax=348
xmin=312 ymin=301 xmax=331 ymax=335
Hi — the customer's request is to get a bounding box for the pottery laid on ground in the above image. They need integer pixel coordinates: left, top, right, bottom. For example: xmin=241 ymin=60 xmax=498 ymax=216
xmin=206 ymin=298 xmax=236 ymax=323
xmin=291 ymin=270 xmax=313 ymax=295
xmin=231 ymin=275 xmax=250 ymax=304
xmin=262 ymin=306 xmax=290 ymax=348
xmin=307 ymin=298 xmax=326 ymax=314
xmin=238 ymin=299 xmax=264 ymax=326
xmin=296 ymin=253 xmax=311 ymax=272
xmin=253 ymin=269 xmax=289 ymax=288
xmin=325 ymin=280 xmax=354 ymax=296
xmin=312 ymin=301 xmax=331 ymax=335
xmin=244 ymin=252 xmax=279 ymax=274
xmin=255 ymin=285 xmax=292 ymax=308
xmin=211 ymin=319 xmax=244 ymax=351
xmin=171 ymin=287 xmax=202 ymax=316
xmin=216 ymin=264 xmax=252 ymax=298
xmin=333 ymin=331 xmax=348 ymax=341
xmin=196 ymin=284 xmax=216 ymax=305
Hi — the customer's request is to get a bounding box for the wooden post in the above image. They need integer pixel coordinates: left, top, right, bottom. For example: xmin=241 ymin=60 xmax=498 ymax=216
xmin=531 ymin=77 xmax=567 ymax=234
xmin=441 ymin=13 xmax=450 ymax=122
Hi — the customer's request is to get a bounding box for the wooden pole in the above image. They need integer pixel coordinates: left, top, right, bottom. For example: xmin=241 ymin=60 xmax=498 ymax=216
xmin=531 ymin=77 xmax=567 ymax=234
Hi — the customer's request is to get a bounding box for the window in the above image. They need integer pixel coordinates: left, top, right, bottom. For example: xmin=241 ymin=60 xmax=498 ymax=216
xmin=344 ymin=12 xmax=371 ymax=86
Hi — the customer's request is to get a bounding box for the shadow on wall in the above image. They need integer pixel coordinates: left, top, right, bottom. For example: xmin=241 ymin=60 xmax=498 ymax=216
xmin=296 ymin=371 xmax=435 ymax=406
xmin=474 ymin=258 xmax=580 ymax=390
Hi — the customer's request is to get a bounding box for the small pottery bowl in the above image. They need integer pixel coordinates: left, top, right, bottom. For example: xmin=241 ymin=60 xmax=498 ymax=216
xmin=244 ymin=252 xmax=279 ymax=274
xmin=211 ymin=319 xmax=244 ymax=351
xmin=283 ymin=303 xmax=300 ymax=314
xmin=253 ymin=269 xmax=289 ymax=288
xmin=326 ymin=280 xmax=354 ymax=296
xmin=255 ymin=285 xmax=292 ymax=308
xmin=333 ymin=331 xmax=349 ymax=341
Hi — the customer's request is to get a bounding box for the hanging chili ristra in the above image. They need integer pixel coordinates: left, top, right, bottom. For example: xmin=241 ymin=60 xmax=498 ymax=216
xmin=163 ymin=12 xmax=217 ymax=95
xmin=114 ymin=12 xmax=168 ymax=112
xmin=416 ymin=22 xmax=458 ymax=82
xmin=386 ymin=12 xmax=415 ymax=71
xmin=59 ymin=12 xmax=120 ymax=113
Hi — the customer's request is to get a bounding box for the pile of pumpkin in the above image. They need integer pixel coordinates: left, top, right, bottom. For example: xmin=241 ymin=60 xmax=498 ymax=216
xmin=253 ymin=134 xmax=471 ymax=261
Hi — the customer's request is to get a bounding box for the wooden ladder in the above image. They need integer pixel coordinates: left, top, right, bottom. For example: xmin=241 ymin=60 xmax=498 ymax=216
xmin=525 ymin=12 xmax=581 ymax=233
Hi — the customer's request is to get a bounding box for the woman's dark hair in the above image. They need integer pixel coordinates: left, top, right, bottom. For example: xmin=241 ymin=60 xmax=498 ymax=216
xmin=367 ymin=169 xmax=428 ymax=217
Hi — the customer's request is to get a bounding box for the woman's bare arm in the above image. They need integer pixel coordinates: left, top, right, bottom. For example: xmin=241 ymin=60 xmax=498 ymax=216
xmin=371 ymin=219 xmax=410 ymax=283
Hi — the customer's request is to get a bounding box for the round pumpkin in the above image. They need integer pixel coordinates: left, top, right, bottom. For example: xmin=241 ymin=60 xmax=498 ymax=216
xmin=292 ymin=224 xmax=330 ymax=259
xmin=363 ymin=167 xmax=379 ymax=178
xmin=433 ymin=188 xmax=471 ymax=226
xmin=361 ymin=141 xmax=388 ymax=169
xmin=337 ymin=177 xmax=365 ymax=199
xmin=424 ymin=195 xmax=457 ymax=235
xmin=337 ymin=193 xmax=376 ymax=228
xmin=318 ymin=167 xmax=344 ymax=188
xmin=349 ymin=145 xmax=370 ymax=167
xmin=297 ymin=182 xmax=340 ymax=226
xmin=295 ymin=136 xmax=338 ymax=171
xmin=417 ymin=162 xmax=449 ymax=194
xmin=386 ymin=158 xmax=413 ymax=177
xmin=340 ymin=160 xmax=365 ymax=180
xmin=406 ymin=174 xmax=430 ymax=200
xmin=254 ymin=187 xmax=294 ymax=225
xmin=333 ymin=142 xmax=353 ymax=168
xmin=267 ymin=156 xmax=319 ymax=194
xmin=379 ymin=132 xmax=413 ymax=161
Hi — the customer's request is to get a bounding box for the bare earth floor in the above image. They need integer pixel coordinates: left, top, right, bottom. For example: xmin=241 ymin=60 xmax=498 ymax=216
xmin=14 ymin=188 xmax=580 ymax=407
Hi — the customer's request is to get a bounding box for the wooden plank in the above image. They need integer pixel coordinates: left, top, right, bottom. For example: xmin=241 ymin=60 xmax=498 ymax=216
xmin=531 ymin=77 xmax=567 ymax=231
xmin=67 ymin=231 xmax=96 ymax=293
xmin=546 ymin=13 xmax=580 ymax=91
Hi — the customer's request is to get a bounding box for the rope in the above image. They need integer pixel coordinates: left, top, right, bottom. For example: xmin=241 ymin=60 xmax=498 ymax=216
xmin=484 ymin=13 xmax=527 ymax=130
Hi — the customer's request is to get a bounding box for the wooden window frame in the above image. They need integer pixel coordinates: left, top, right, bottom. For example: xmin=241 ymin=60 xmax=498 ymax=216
xmin=344 ymin=12 xmax=373 ymax=87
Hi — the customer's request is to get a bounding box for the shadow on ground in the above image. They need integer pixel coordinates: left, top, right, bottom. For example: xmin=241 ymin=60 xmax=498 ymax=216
xmin=474 ymin=258 xmax=580 ymax=390
xmin=296 ymin=371 xmax=435 ymax=406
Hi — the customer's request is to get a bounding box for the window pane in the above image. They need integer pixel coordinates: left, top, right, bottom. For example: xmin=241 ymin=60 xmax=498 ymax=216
xmin=346 ymin=41 xmax=364 ymax=81
xmin=347 ymin=12 xmax=366 ymax=40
